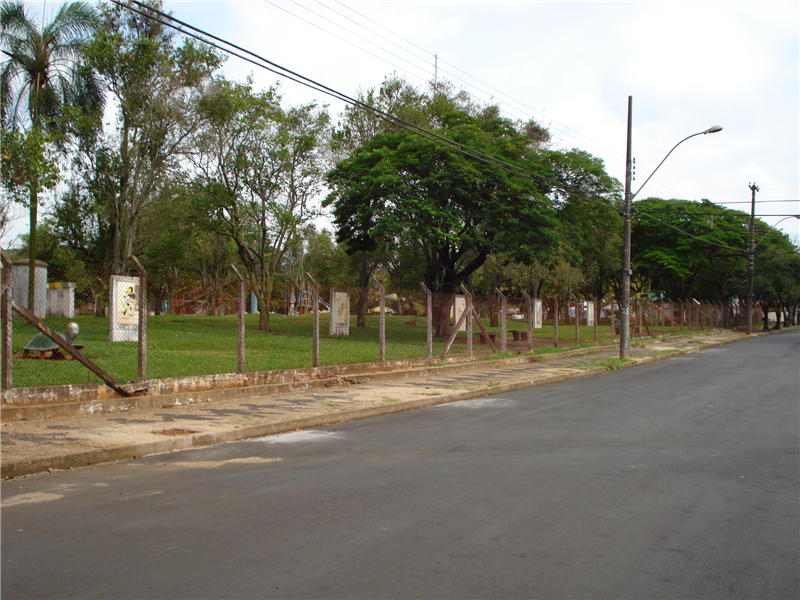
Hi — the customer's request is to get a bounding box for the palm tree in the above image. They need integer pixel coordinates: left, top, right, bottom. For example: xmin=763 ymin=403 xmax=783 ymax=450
xmin=1 ymin=0 xmax=101 ymax=312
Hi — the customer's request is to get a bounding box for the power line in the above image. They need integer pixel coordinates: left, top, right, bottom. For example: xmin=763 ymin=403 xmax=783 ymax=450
xmin=263 ymin=2 xmax=719 ymax=205
xmin=718 ymin=199 xmax=800 ymax=204
xmin=266 ymin=0 xmax=432 ymax=85
xmin=121 ymin=0 xmax=755 ymax=259
xmin=316 ymin=0 xmax=433 ymax=71
xmin=633 ymin=209 xmax=747 ymax=253
xmin=109 ymin=0 xmax=620 ymax=216
xmin=312 ymin=1 xmax=632 ymax=172
xmin=333 ymin=1 xmax=628 ymax=163
xmin=115 ymin=0 xmax=744 ymax=257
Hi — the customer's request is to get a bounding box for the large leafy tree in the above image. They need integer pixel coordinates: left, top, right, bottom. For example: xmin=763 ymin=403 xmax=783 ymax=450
xmin=631 ymin=198 xmax=750 ymax=301
xmin=67 ymin=0 xmax=221 ymax=274
xmin=191 ymin=77 xmax=331 ymax=331
xmin=1 ymin=0 xmax=101 ymax=308
xmin=547 ymin=149 xmax=622 ymax=301
xmin=326 ymin=94 xmax=558 ymax=336
xmin=752 ymin=231 xmax=800 ymax=329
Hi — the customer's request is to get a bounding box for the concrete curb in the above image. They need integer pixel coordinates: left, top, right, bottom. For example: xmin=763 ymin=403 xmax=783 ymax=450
xmin=3 ymin=332 xmax=767 ymax=479
xmin=0 ymin=344 xmax=619 ymax=423
xmin=0 ymin=367 xmax=606 ymax=479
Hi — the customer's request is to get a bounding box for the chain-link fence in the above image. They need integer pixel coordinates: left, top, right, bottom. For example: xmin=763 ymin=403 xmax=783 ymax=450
xmin=1 ymin=256 xmax=754 ymax=394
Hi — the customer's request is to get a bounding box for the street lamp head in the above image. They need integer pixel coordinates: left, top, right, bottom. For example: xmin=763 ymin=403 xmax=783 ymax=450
xmin=703 ymin=125 xmax=723 ymax=134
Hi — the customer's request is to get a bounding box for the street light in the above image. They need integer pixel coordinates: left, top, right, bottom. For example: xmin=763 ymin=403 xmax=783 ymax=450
xmin=746 ymin=213 xmax=800 ymax=334
xmin=619 ymin=96 xmax=722 ymax=359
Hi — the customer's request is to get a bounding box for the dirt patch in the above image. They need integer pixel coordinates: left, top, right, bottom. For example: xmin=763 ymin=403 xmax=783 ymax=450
xmin=154 ymin=429 xmax=199 ymax=436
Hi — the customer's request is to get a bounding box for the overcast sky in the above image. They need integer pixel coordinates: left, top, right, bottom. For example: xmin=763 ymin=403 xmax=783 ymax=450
xmin=8 ymin=0 xmax=800 ymax=245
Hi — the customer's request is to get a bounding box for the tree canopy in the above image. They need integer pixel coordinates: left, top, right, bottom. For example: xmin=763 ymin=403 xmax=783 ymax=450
xmin=631 ymin=198 xmax=751 ymax=301
xmin=326 ymin=92 xmax=559 ymax=295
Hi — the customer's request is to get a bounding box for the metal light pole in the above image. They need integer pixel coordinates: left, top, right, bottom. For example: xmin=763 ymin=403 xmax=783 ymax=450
xmin=619 ymin=96 xmax=722 ymax=359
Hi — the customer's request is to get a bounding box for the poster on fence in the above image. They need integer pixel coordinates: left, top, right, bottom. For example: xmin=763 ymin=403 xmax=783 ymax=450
xmin=534 ymin=299 xmax=543 ymax=329
xmin=586 ymin=302 xmax=595 ymax=327
xmin=453 ymin=295 xmax=467 ymax=331
xmin=329 ymin=290 xmax=350 ymax=336
xmin=110 ymin=275 xmax=139 ymax=342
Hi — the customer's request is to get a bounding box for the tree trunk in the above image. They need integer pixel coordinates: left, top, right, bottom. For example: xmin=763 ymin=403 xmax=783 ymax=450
xmin=27 ymin=178 xmax=38 ymax=312
xmin=111 ymin=220 xmax=123 ymax=275
xmin=256 ymin=277 xmax=274 ymax=332
xmin=357 ymin=251 xmax=368 ymax=328
xmin=489 ymin=295 xmax=499 ymax=328
xmin=434 ymin=291 xmax=454 ymax=338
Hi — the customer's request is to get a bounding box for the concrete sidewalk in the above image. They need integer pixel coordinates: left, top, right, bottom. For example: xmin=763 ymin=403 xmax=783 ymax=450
xmin=0 ymin=330 xmax=762 ymax=478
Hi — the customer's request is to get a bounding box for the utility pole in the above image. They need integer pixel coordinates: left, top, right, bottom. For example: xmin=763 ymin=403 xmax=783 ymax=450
xmin=746 ymin=182 xmax=758 ymax=335
xmin=617 ymin=100 xmax=720 ymax=357
xmin=620 ymin=96 xmax=633 ymax=359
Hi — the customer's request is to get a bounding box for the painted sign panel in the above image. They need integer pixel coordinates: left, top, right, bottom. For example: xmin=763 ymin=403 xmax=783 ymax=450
xmin=586 ymin=302 xmax=595 ymax=327
xmin=454 ymin=295 xmax=467 ymax=332
xmin=109 ymin=275 xmax=139 ymax=342
xmin=329 ymin=290 xmax=350 ymax=336
xmin=534 ymin=299 xmax=543 ymax=329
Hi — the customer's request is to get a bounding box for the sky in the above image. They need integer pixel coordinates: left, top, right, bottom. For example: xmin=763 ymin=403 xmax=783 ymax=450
xmin=6 ymin=0 xmax=800 ymax=245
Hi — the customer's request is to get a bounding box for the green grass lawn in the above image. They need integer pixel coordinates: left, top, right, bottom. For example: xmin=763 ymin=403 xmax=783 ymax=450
xmin=10 ymin=313 xmax=619 ymax=388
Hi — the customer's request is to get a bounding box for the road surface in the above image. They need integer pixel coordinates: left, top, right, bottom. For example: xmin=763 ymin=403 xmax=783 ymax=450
xmin=2 ymin=330 xmax=798 ymax=599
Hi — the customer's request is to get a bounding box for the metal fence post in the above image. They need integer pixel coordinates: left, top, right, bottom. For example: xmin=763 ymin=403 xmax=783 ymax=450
xmin=609 ymin=296 xmax=616 ymax=343
xmin=553 ymin=297 xmax=559 ymax=348
xmin=1 ymin=251 xmax=12 ymax=392
xmin=131 ymin=256 xmax=147 ymax=382
xmin=230 ymin=265 xmax=246 ymax=374
xmin=373 ymin=278 xmax=386 ymax=363
xmin=572 ymin=294 xmax=580 ymax=343
xmin=495 ymin=288 xmax=506 ymax=354
xmin=306 ymin=273 xmax=319 ymax=368
xmin=420 ymin=283 xmax=433 ymax=362
xmin=520 ymin=291 xmax=534 ymax=352
xmin=636 ymin=300 xmax=643 ymax=338
xmin=670 ymin=300 xmax=675 ymax=335
xmin=461 ymin=286 xmax=473 ymax=357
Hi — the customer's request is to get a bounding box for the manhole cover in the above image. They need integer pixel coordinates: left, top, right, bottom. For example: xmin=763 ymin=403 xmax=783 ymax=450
xmin=155 ymin=429 xmax=198 ymax=436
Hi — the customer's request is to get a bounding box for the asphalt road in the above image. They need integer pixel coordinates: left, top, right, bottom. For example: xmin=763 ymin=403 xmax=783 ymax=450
xmin=2 ymin=330 xmax=798 ymax=599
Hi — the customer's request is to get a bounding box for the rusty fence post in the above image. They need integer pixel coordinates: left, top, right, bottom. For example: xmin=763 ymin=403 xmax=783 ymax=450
xmin=670 ymin=300 xmax=675 ymax=335
xmin=1 ymin=250 xmax=12 ymax=393
xmin=572 ymin=294 xmax=580 ymax=344
xmin=305 ymin=273 xmax=320 ymax=368
xmin=521 ymin=291 xmax=534 ymax=352
xmin=461 ymin=286 xmax=473 ymax=357
xmin=637 ymin=299 xmax=643 ymax=338
xmin=420 ymin=283 xmax=433 ymax=362
xmin=609 ymin=296 xmax=616 ymax=343
xmin=131 ymin=256 xmax=147 ymax=382
xmin=495 ymin=288 xmax=506 ymax=354
xmin=230 ymin=265 xmax=246 ymax=374
xmin=553 ymin=297 xmax=559 ymax=348
xmin=373 ymin=278 xmax=386 ymax=363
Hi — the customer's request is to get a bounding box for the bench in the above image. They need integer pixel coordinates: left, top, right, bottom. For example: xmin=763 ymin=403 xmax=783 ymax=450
xmin=478 ymin=333 xmax=497 ymax=345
